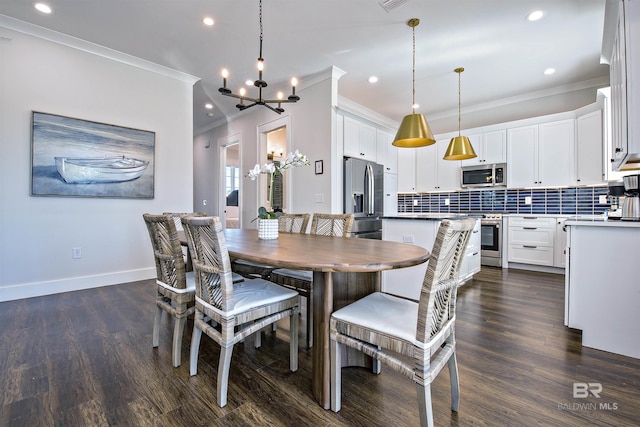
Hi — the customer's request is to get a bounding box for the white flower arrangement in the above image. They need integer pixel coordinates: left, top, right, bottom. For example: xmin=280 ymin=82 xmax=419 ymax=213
xmin=246 ymin=150 xmax=310 ymax=219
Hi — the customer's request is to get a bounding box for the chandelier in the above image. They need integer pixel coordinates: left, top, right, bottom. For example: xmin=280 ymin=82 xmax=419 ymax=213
xmin=218 ymin=0 xmax=300 ymax=114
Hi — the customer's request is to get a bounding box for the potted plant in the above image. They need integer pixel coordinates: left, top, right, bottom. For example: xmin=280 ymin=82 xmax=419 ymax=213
xmin=247 ymin=150 xmax=310 ymax=239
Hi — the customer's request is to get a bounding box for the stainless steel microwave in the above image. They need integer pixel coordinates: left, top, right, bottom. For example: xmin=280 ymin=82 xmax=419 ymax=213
xmin=461 ymin=163 xmax=506 ymax=188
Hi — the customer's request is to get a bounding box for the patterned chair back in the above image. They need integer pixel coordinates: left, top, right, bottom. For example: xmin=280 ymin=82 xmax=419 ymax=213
xmin=278 ymin=213 xmax=310 ymax=233
xmin=310 ymin=213 xmax=354 ymax=237
xmin=416 ymin=218 xmax=476 ymax=343
xmin=181 ymin=216 xmax=236 ymax=311
xmin=143 ymin=213 xmax=187 ymax=289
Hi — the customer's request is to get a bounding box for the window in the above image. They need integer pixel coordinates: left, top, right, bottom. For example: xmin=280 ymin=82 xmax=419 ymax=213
xmin=225 ymin=166 xmax=239 ymax=196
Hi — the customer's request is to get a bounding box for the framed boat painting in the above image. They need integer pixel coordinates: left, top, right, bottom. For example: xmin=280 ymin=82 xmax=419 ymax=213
xmin=31 ymin=112 xmax=155 ymax=199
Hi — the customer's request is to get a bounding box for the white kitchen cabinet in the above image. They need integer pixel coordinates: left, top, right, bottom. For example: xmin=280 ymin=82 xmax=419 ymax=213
xmin=554 ymin=218 xmax=568 ymax=268
xmin=396 ymin=147 xmax=416 ymax=192
xmin=576 ymin=108 xmax=605 ymax=185
xmin=507 ymin=215 xmax=567 ymax=268
xmin=507 ymin=216 xmax=556 ymax=267
xmin=507 ymin=120 xmax=575 ymax=188
xmin=376 ymin=129 xmax=398 ymax=174
xmin=458 ymin=219 xmax=481 ymax=284
xmin=343 ymin=116 xmax=376 ymax=161
xmin=564 ymin=219 xmax=640 ymax=358
xmin=606 ymin=0 xmax=640 ymax=171
xmin=460 ymin=130 xmax=506 ymax=166
xmin=383 ymin=172 xmax=398 ymax=216
xmin=415 ymin=139 xmax=460 ymax=191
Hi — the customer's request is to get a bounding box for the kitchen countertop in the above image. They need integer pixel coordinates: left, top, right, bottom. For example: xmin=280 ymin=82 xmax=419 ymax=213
xmin=383 ymin=213 xmax=480 ymax=220
xmin=564 ymin=215 xmax=640 ymax=227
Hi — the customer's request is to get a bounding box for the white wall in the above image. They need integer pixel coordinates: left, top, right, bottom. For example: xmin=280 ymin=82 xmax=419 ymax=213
xmin=193 ymin=67 xmax=341 ymax=225
xmin=0 ymin=24 xmax=197 ymax=301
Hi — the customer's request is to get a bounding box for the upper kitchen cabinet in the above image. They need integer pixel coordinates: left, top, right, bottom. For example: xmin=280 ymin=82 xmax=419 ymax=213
xmin=460 ymin=130 xmax=507 ymax=166
xmin=397 ymin=148 xmax=416 ymax=192
xmin=343 ymin=116 xmax=377 ymax=161
xmin=507 ymin=119 xmax=575 ymax=188
xmin=575 ymin=107 xmax=605 ymax=185
xmin=376 ymin=129 xmax=398 ymax=174
xmin=604 ymin=0 xmax=640 ymax=171
xmin=416 ymin=139 xmax=460 ymax=192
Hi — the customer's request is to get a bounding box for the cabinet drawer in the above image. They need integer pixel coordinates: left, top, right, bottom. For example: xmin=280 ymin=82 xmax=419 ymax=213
xmin=508 ymin=216 xmax=556 ymax=228
xmin=508 ymin=245 xmax=554 ymax=266
xmin=508 ymin=227 xmax=554 ymax=246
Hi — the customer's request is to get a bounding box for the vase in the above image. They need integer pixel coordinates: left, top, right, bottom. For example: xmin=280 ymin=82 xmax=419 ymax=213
xmin=258 ymin=218 xmax=279 ymax=240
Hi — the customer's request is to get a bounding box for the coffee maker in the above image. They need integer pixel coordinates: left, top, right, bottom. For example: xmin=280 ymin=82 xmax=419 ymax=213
xmin=607 ymin=180 xmax=625 ymax=218
xmin=622 ymin=174 xmax=640 ymax=220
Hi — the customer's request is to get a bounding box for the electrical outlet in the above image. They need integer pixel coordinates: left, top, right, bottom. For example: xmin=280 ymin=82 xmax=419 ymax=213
xmin=525 ymin=196 xmax=532 ymax=205
xmin=413 ymin=199 xmax=419 ymax=206
xmin=445 ymin=198 xmax=450 ymax=206
xmin=599 ymin=195 xmax=608 ymax=204
xmin=314 ymin=194 xmax=324 ymax=203
xmin=402 ymin=235 xmax=415 ymax=243
xmin=72 ymin=247 xmax=82 ymax=259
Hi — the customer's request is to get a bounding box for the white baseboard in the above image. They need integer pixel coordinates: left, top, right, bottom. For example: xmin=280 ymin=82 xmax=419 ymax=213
xmin=0 ymin=268 xmax=156 ymax=302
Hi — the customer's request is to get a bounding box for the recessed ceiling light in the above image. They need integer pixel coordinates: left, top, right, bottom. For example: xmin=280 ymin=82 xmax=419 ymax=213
xmin=202 ymin=17 xmax=214 ymax=26
xmin=527 ymin=10 xmax=544 ymax=21
xmin=544 ymin=68 xmax=556 ymax=75
xmin=205 ymin=103 xmax=213 ymax=109
xmin=245 ymin=79 xmax=253 ymax=86
xmin=34 ymin=3 xmax=52 ymax=14
xmin=368 ymin=76 xmax=379 ymax=83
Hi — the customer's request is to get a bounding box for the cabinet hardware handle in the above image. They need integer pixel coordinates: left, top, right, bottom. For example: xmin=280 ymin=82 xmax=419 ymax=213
xmin=523 ymin=245 xmax=537 ymax=249
xmin=615 ymin=147 xmax=622 ymax=153
xmin=523 ymin=227 xmax=537 ymax=230
xmin=523 ymin=217 xmax=538 ymax=219
xmin=473 ymin=230 xmax=479 ymax=233
xmin=472 ymin=252 xmax=479 ymax=256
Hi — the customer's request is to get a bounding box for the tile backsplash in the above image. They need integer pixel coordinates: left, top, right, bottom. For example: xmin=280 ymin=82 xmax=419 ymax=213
xmin=398 ymin=186 xmax=610 ymax=215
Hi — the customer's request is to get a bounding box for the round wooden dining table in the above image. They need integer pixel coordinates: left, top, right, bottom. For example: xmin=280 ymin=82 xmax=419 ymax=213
xmin=183 ymin=228 xmax=430 ymax=409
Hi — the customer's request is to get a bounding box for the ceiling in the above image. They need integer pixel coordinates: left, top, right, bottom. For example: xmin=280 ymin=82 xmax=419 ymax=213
xmin=0 ymin=0 xmax=609 ymax=134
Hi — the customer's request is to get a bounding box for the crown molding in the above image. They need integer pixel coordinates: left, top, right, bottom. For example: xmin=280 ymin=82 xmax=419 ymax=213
xmin=428 ymin=76 xmax=610 ymax=121
xmin=0 ymin=14 xmax=199 ymax=85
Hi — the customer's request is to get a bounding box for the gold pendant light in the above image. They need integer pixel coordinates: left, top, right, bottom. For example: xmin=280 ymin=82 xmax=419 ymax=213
xmin=392 ymin=18 xmax=435 ymax=148
xmin=443 ymin=67 xmax=477 ymax=160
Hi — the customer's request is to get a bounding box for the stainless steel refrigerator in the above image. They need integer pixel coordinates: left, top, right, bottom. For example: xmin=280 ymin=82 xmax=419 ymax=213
xmin=344 ymin=157 xmax=384 ymax=239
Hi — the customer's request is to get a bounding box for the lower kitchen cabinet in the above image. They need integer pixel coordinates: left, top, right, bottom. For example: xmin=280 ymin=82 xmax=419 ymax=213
xmin=564 ymin=219 xmax=640 ymax=358
xmin=458 ymin=219 xmax=481 ymax=282
xmin=507 ymin=215 xmax=566 ymax=269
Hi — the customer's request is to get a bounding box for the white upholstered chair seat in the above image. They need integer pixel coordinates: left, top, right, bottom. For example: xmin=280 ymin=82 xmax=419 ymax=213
xmin=205 ymin=278 xmax=299 ymax=316
xmin=157 ymin=271 xmax=196 ymax=293
xmin=331 ymin=292 xmax=419 ymax=345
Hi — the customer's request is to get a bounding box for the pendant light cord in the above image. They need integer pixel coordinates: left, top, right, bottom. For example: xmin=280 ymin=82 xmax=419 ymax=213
xmin=412 ymin=24 xmax=416 ymax=114
xmin=259 ymin=0 xmax=263 ymax=60
xmin=458 ymin=71 xmax=461 ymax=137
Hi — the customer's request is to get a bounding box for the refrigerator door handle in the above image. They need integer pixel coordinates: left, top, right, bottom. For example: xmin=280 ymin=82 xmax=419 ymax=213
xmin=365 ymin=164 xmax=374 ymax=215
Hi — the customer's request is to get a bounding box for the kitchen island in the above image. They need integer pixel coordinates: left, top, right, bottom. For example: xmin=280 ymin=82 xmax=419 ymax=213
xmin=382 ymin=213 xmax=480 ymax=299
xmin=564 ymin=216 xmax=640 ymax=359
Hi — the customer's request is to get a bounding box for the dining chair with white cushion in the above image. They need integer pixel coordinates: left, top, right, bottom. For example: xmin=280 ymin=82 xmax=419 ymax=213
xmin=270 ymin=213 xmax=354 ymax=348
xmin=143 ymin=213 xmax=196 ymax=368
xmin=181 ymin=215 xmax=300 ymax=407
xmin=164 ymin=211 xmax=244 ymax=284
xmin=330 ymin=218 xmax=476 ymax=427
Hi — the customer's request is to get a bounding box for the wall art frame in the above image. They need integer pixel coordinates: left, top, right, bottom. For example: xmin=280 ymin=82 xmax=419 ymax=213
xmin=31 ymin=111 xmax=155 ymax=199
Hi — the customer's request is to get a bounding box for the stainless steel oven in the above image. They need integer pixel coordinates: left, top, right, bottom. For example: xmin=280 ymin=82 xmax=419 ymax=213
xmin=480 ymin=214 xmax=502 ymax=267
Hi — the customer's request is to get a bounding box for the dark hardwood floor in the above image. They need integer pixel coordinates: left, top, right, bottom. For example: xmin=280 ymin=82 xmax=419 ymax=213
xmin=2 ymin=267 xmax=639 ymax=426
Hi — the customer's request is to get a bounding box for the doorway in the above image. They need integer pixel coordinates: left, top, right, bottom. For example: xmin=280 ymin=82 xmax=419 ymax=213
xmin=218 ymin=135 xmax=241 ymax=229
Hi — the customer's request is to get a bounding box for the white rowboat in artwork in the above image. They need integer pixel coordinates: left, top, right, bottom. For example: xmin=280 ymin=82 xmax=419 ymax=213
xmin=55 ymin=156 xmax=149 ymax=184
